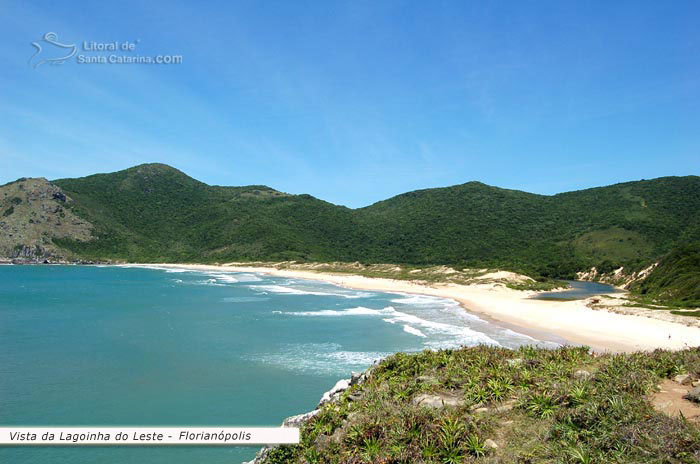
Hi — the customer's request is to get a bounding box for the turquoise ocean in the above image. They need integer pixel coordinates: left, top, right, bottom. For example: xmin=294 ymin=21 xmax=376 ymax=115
xmin=0 ymin=265 xmax=559 ymax=463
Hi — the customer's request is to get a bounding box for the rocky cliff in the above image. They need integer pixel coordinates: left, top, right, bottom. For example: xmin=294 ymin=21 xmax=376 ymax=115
xmin=0 ymin=178 xmax=94 ymax=261
xmin=244 ymin=368 xmax=374 ymax=464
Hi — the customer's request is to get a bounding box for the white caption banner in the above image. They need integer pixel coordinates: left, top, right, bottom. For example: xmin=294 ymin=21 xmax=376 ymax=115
xmin=0 ymin=427 xmax=299 ymax=446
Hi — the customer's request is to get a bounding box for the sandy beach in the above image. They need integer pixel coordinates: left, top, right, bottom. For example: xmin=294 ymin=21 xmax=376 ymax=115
xmin=130 ymin=263 xmax=700 ymax=353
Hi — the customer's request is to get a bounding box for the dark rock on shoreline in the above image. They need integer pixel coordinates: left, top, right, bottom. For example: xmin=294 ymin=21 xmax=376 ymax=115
xmin=243 ymin=368 xmax=374 ymax=464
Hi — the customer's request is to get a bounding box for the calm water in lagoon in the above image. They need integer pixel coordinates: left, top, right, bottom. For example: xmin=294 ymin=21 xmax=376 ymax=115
xmin=534 ymin=280 xmax=622 ymax=300
xmin=0 ymin=265 xmax=556 ymax=463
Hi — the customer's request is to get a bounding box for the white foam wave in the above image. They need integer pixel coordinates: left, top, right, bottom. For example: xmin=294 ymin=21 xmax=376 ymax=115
xmin=383 ymin=307 xmax=499 ymax=346
xmin=223 ymin=296 xmax=270 ymax=303
xmin=326 ymin=350 xmax=387 ymax=366
xmin=206 ymin=272 xmax=264 ymax=283
xmin=207 ymin=273 xmax=238 ymax=283
xmin=194 ymin=279 xmax=226 ymax=286
xmin=390 ymin=294 xmax=454 ymax=306
xmin=391 ymin=293 xmax=486 ymax=324
xmin=403 ymin=325 xmax=427 ymax=337
xmin=247 ymin=343 xmax=387 ymax=375
xmin=278 ymin=305 xmax=499 ymax=347
xmin=231 ymin=273 xmax=263 ymax=282
xmin=283 ymin=306 xmax=394 ymax=317
xmin=339 ymin=292 xmax=375 ymax=299
xmin=250 ymin=285 xmax=372 ymax=299
xmin=116 ymin=265 xmax=264 ymax=284
xmin=251 ymin=285 xmax=332 ymax=296
xmin=117 ymin=264 xmax=197 ymax=274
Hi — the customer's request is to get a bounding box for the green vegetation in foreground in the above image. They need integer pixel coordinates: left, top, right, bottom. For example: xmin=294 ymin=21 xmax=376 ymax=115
xmin=629 ymin=244 xmax=700 ymax=308
xmin=263 ymin=346 xmax=700 ymax=464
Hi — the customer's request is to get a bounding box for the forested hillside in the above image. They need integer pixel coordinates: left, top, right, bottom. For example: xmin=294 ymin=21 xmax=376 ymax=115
xmin=630 ymin=244 xmax=700 ymax=308
xmin=3 ymin=164 xmax=698 ymax=289
xmin=356 ymin=177 xmax=700 ymax=277
xmin=52 ymin=164 xmax=368 ymax=262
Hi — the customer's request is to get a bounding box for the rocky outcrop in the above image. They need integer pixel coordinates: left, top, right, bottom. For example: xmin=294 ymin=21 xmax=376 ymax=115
xmin=0 ymin=177 xmax=94 ymax=260
xmin=684 ymin=387 xmax=700 ymax=403
xmin=577 ymin=263 xmax=658 ymax=289
xmin=319 ymin=378 xmax=352 ymax=406
xmin=412 ymin=393 xmax=465 ymax=409
xmin=244 ymin=369 xmax=373 ymax=464
xmin=484 ymin=438 xmax=498 ymax=449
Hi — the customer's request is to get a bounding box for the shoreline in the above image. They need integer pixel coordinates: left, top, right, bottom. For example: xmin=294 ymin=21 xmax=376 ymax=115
xmin=122 ymin=263 xmax=700 ymax=353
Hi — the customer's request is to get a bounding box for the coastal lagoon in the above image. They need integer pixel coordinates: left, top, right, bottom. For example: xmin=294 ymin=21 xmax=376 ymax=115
xmin=0 ymin=265 xmax=556 ymax=463
xmin=534 ymin=280 xmax=621 ymax=301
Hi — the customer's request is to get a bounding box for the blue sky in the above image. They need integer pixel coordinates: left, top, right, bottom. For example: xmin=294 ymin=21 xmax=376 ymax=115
xmin=1 ymin=1 xmax=698 ymax=207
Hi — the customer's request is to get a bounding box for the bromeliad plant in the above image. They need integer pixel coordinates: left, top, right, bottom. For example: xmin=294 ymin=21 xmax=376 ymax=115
xmin=261 ymin=346 xmax=700 ymax=464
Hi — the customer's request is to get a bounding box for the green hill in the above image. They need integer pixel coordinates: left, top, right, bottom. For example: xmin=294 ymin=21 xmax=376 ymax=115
xmin=52 ymin=163 xmax=368 ymax=262
xmin=3 ymin=164 xmax=698 ymax=292
xmin=357 ymin=176 xmax=700 ymax=277
xmin=629 ymin=244 xmax=700 ymax=308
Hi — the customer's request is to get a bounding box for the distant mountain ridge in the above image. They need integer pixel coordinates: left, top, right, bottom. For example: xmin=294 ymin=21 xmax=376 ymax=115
xmin=2 ymin=164 xmax=699 ymax=285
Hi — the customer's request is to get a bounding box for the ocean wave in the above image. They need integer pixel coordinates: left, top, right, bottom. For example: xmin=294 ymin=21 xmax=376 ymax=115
xmin=223 ymin=296 xmax=270 ymax=303
xmin=250 ymin=284 xmax=373 ymax=299
xmin=230 ymin=273 xmax=263 ymax=282
xmin=206 ymin=272 xmax=264 ymax=283
xmin=116 ymin=264 xmax=191 ymax=273
xmin=171 ymin=272 xmax=249 ymax=286
xmin=191 ymin=279 xmax=226 ymax=286
xmin=382 ymin=307 xmax=499 ymax=347
xmin=250 ymin=285 xmax=332 ymax=296
xmin=206 ymin=273 xmax=238 ymax=283
xmin=278 ymin=305 xmax=500 ymax=347
xmin=247 ymin=343 xmax=388 ymax=375
xmin=116 ymin=265 xmax=264 ymax=284
xmin=390 ymin=294 xmax=456 ymax=306
xmin=403 ymin=325 xmax=427 ymax=337
xmin=391 ymin=293 xmax=486 ymax=324
xmin=325 ymin=350 xmax=388 ymax=366
xmin=283 ymin=306 xmax=395 ymax=317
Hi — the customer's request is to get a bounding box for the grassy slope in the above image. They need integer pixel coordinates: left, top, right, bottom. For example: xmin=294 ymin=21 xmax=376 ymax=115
xmin=263 ymin=346 xmax=700 ymax=464
xmin=630 ymin=244 xmax=700 ymax=308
